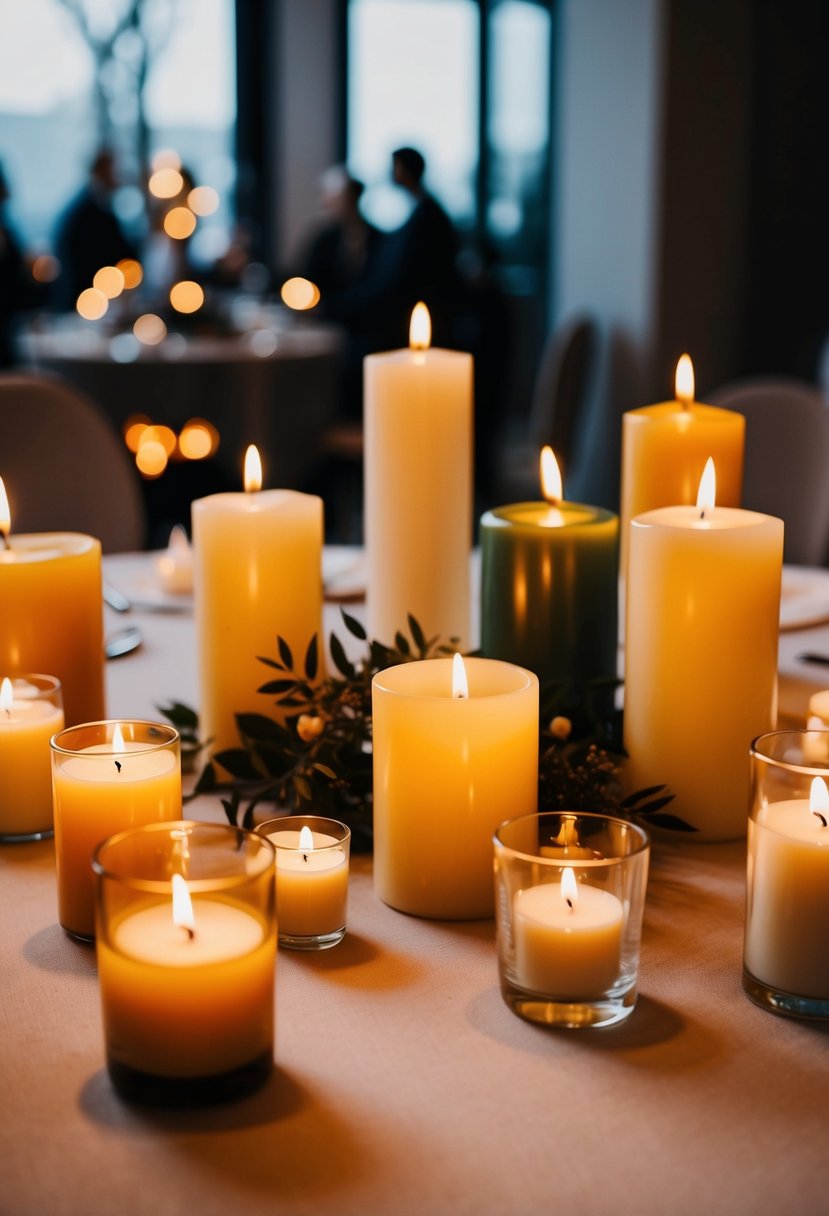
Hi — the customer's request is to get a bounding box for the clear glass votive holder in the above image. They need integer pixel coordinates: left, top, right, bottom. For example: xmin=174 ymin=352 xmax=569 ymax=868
xmin=0 ymin=674 xmax=64 ymax=843
xmin=494 ymin=811 xmax=650 ymax=1029
xmin=51 ymin=720 xmax=181 ymax=941
xmin=744 ymin=730 xmax=829 ymax=1019
xmin=93 ymin=820 xmax=276 ymax=1106
xmin=257 ymin=814 xmax=350 ymax=950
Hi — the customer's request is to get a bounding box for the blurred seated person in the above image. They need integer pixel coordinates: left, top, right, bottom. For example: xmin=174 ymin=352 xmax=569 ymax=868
xmin=300 ymin=167 xmax=381 ymax=297
xmin=53 ymin=148 xmax=135 ymax=310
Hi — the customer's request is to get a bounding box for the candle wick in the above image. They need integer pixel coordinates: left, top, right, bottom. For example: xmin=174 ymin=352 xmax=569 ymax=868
xmin=566 ymin=898 xmax=573 ymax=909
xmin=699 ymin=508 xmax=706 ymax=521
xmin=183 ymin=926 xmax=195 ymax=941
xmin=303 ymin=853 xmax=308 ymax=862
xmin=813 ymin=811 xmax=828 ymax=828
xmin=114 ymin=760 xmax=122 ymax=774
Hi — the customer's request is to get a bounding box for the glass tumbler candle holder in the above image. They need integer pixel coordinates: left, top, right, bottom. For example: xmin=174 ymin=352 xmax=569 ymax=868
xmin=744 ymin=730 xmax=829 ymax=1019
xmin=257 ymin=815 xmax=350 ymax=950
xmin=494 ymin=811 xmax=650 ymax=1029
xmin=0 ymin=673 xmax=63 ymax=842
xmin=93 ymin=820 xmax=276 ymax=1106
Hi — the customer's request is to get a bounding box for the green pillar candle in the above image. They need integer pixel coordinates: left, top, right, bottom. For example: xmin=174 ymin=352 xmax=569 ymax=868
xmin=480 ymin=493 xmax=619 ymax=713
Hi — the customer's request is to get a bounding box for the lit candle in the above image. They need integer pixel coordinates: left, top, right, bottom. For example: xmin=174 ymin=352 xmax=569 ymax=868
xmin=745 ymin=777 xmax=829 ymax=1000
xmin=372 ymin=654 xmax=538 ymax=918
xmin=155 ymin=524 xmax=193 ymax=595
xmin=94 ymin=824 xmax=276 ymax=1102
xmin=480 ymin=446 xmax=619 ymax=706
xmin=0 ymin=475 xmax=104 ymax=725
xmin=619 ymin=355 xmax=744 ymax=576
xmin=513 ymin=867 xmax=624 ymax=997
xmin=262 ymin=819 xmax=350 ymax=947
xmin=193 ymin=445 xmax=324 ymax=757
xmin=364 ymin=303 xmax=473 ymax=646
xmin=0 ymin=675 xmax=64 ymax=841
xmin=625 ymin=459 xmax=783 ymax=839
xmin=51 ymin=721 xmax=182 ymax=940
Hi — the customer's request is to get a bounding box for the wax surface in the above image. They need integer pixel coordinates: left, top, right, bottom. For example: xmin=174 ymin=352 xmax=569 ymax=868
xmin=0 ymin=534 xmax=104 ymax=724
xmin=98 ymin=900 xmax=274 ymax=1077
xmin=269 ymin=830 xmax=349 ymax=937
xmin=513 ymin=881 xmax=623 ymax=997
xmin=624 ymin=505 xmax=783 ymax=839
xmin=0 ymin=693 xmax=64 ymax=836
xmin=193 ymin=489 xmax=323 ymax=757
xmin=364 ymin=346 xmax=472 ymax=647
xmin=744 ymin=802 xmax=829 ymax=998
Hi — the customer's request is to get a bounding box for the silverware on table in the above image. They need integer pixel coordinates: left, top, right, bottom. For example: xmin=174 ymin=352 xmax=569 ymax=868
xmin=105 ymin=626 xmax=142 ymax=660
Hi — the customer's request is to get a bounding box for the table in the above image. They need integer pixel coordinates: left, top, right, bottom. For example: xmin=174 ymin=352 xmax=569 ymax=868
xmin=3 ymin=553 xmax=829 ymax=1216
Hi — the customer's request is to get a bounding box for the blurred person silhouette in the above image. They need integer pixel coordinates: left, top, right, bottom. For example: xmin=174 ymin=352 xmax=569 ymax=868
xmin=0 ymin=160 xmax=30 ymax=366
xmin=143 ymin=164 xmax=199 ymax=307
xmin=52 ymin=148 xmax=135 ymax=311
xmin=300 ymin=166 xmax=381 ymax=297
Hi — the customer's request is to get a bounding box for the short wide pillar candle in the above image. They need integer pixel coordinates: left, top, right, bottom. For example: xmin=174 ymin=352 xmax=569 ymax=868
xmin=625 ymin=473 xmax=783 ymax=840
xmin=364 ymin=304 xmax=473 ymax=646
xmin=372 ymin=656 xmax=538 ymax=919
xmin=51 ymin=721 xmax=182 ymax=940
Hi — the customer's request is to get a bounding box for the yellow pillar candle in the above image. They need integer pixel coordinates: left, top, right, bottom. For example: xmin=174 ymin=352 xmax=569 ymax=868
xmin=51 ymin=721 xmax=181 ymax=940
xmin=619 ymin=355 xmax=744 ymax=576
xmin=372 ymin=655 xmax=538 ymax=919
xmin=262 ymin=819 xmax=350 ymax=947
xmin=744 ymin=777 xmax=829 ymax=1000
xmin=625 ymin=461 xmax=783 ymax=840
xmin=0 ymin=675 xmax=64 ymax=841
xmin=514 ymin=868 xmax=623 ymax=997
xmin=365 ymin=303 xmax=473 ymax=646
xmin=193 ymin=445 xmax=324 ymax=758
xmin=0 ymin=477 xmax=104 ymax=726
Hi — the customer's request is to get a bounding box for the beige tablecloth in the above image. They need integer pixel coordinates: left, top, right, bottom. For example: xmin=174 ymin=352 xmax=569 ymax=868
xmin=2 ymin=552 xmax=829 ymax=1216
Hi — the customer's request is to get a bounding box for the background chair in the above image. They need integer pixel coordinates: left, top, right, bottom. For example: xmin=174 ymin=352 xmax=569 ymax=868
xmin=0 ymin=371 xmax=145 ymax=552
xmin=708 ymin=377 xmax=829 ymax=565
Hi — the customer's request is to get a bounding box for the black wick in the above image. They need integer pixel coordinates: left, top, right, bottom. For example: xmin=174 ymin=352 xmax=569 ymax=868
xmin=813 ymin=811 xmax=828 ymax=828
xmin=566 ymin=898 xmax=573 ymax=909
xmin=182 ymin=926 xmax=195 ymax=941
xmin=114 ymin=760 xmax=122 ymax=774
xmin=303 ymin=853 xmax=308 ymax=862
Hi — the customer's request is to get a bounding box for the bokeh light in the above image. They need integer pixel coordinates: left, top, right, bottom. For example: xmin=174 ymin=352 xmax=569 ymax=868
xmin=151 ymin=149 xmax=181 ymax=172
xmin=133 ymin=314 xmax=167 ymax=345
xmin=280 ymin=277 xmax=320 ymax=310
xmin=116 ymin=258 xmax=143 ymax=289
xmin=164 ymin=207 xmax=197 ymax=240
xmin=31 ymin=254 xmax=59 ymax=283
xmin=169 ymin=280 xmax=204 ymax=314
xmin=149 ymin=168 xmax=184 ymax=199
xmin=93 ymin=265 xmax=125 ymax=299
xmin=76 ymin=288 xmax=108 ymax=320
xmin=146 ymin=424 xmax=177 ymax=456
xmin=178 ymin=418 xmax=219 ymax=460
xmin=123 ymin=415 xmax=151 ymax=453
xmin=135 ymin=440 xmax=168 ymax=479
xmin=188 ymin=186 xmax=219 ymax=216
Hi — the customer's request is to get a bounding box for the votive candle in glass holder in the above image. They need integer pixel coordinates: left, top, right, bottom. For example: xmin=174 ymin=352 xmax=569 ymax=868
xmin=494 ymin=811 xmax=650 ymax=1029
xmin=51 ymin=720 xmax=181 ymax=941
xmin=93 ymin=820 xmax=276 ymax=1106
xmin=257 ymin=815 xmax=350 ymax=950
xmin=744 ymin=731 xmax=829 ymax=1019
xmin=0 ymin=674 xmax=63 ymax=842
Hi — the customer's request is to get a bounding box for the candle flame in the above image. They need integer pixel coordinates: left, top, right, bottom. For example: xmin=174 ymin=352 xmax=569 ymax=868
xmin=675 ymin=353 xmax=695 ymax=406
xmin=172 ymin=873 xmax=195 ymax=936
xmin=810 ymin=776 xmax=829 ymax=826
xmin=299 ymin=825 xmax=314 ymax=853
xmin=168 ymin=523 xmax=190 ymax=556
xmin=112 ymin=722 xmax=126 ymax=752
xmin=696 ymin=457 xmax=716 ymax=516
xmin=244 ymin=444 xmax=263 ymax=493
xmin=539 ymin=446 xmax=563 ymax=505
xmin=452 ymin=652 xmax=469 ymax=699
xmin=0 ymin=476 xmax=10 ymax=538
xmin=0 ymin=677 xmax=12 ymax=713
xmin=561 ymin=867 xmax=578 ymax=907
xmin=409 ymin=302 xmax=431 ymax=351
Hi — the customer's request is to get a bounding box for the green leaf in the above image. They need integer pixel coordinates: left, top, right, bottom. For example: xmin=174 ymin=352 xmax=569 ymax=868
xmin=257 ymin=678 xmax=297 ymax=695
xmin=394 ymin=631 xmax=410 ymax=655
xmin=408 ymin=614 xmax=426 ymax=653
xmin=220 ymin=790 xmax=241 ymax=827
xmin=621 ymin=783 xmax=667 ymax=807
xmin=643 ymin=810 xmax=697 ymax=832
xmin=235 ymin=713 xmax=284 ymax=742
xmin=193 ymin=761 xmax=218 ymax=796
xmin=312 ymin=762 xmax=337 ymax=779
xmin=340 ymin=609 xmax=367 ymax=640
xmin=213 ymin=748 xmax=263 ymax=780
xmin=157 ymin=701 xmax=199 ymax=730
xmin=278 ymin=636 xmax=294 ymax=670
xmin=257 ymin=655 xmax=286 ymax=671
xmin=241 ymin=802 xmax=257 ymax=830
xmin=294 ymin=775 xmax=312 ymax=800
xmin=304 ymin=634 xmax=319 ymax=681
xmin=330 ymin=632 xmax=356 ymax=678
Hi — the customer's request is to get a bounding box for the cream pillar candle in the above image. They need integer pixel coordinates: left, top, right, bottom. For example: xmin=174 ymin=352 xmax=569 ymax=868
xmin=193 ymin=446 xmax=323 ymax=757
xmin=0 ymin=476 xmax=104 ymax=726
xmin=624 ymin=461 xmax=783 ymax=840
xmin=744 ymin=778 xmax=829 ymax=1000
xmin=364 ymin=303 xmax=473 ymax=646
xmin=619 ymin=355 xmax=744 ymax=575
xmin=265 ymin=823 xmax=349 ymax=943
xmin=372 ymin=655 xmax=538 ymax=919
xmin=51 ymin=722 xmax=181 ymax=940
xmin=513 ymin=869 xmax=624 ymax=997
xmin=0 ymin=675 xmax=64 ymax=840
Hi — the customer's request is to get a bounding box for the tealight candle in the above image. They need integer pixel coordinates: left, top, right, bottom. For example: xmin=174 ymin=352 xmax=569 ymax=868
xmin=0 ymin=674 xmax=64 ymax=841
xmin=93 ymin=821 xmax=276 ymax=1105
xmin=372 ymin=655 xmax=538 ymax=919
xmin=51 ymin=721 xmax=182 ymax=940
xmin=155 ymin=524 xmax=193 ymax=595
xmin=0 ymin=476 xmax=104 ymax=726
xmin=258 ymin=815 xmax=350 ymax=949
xmin=480 ymin=446 xmax=618 ymax=705
xmin=619 ymin=355 xmax=744 ymax=576
xmin=364 ymin=303 xmax=473 ymax=646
